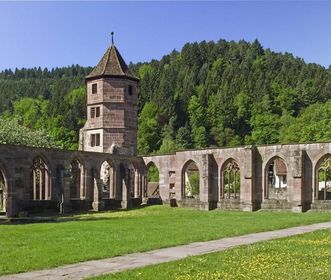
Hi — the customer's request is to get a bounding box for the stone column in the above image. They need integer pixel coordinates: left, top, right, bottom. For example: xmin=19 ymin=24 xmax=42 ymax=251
xmin=45 ymin=171 xmax=50 ymax=200
xmin=142 ymin=175 xmax=148 ymax=203
xmin=92 ymin=178 xmax=104 ymax=211
xmin=198 ymin=154 xmax=216 ymax=211
xmin=59 ymin=169 xmax=72 ymax=214
xmin=32 ymin=171 xmax=37 ymax=200
xmin=110 ymin=168 xmax=115 ymax=199
xmin=6 ymin=179 xmax=19 ymax=218
xmin=175 ymin=161 xmax=183 ymax=202
xmin=134 ymin=170 xmax=139 ymax=198
xmin=158 ymin=163 xmax=169 ymax=203
xmin=121 ymin=168 xmax=132 ymax=209
xmin=80 ymin=168 xmax=85 ymax=199
xmin=290 ymin=149 xmax=303 ymax=212
xmin=241 ymin=146 xmax=254 ymax=211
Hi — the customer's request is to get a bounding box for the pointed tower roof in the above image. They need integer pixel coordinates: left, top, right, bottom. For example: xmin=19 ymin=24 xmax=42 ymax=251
xmin=86 ymin=44 xmax=139 ymax=81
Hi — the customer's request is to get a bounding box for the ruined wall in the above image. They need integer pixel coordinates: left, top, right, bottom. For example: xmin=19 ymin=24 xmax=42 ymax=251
xmin=144 ymin=143 xmax=331 ymax=212
xmin=2 ymin=142 xmax=330 ymax=217
xmin=0 ymin=144 xmax=146 ymax=217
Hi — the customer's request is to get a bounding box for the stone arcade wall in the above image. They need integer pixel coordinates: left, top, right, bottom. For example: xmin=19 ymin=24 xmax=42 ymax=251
xmin=0 ymin=144 xmax=147 ymax=218
xmin=1 ymin=142 xmax=330 ymax=217
xmin=143 ymin=143 xmax=331 ymax=212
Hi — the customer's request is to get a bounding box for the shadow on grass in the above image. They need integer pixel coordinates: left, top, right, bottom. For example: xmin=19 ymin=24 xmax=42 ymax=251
xmin=0 ymin=204 xmax=155 ymax=225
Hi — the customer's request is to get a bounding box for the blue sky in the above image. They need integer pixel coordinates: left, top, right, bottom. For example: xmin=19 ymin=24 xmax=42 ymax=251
xmin=1 ymin=1 xmax=331 ymax=70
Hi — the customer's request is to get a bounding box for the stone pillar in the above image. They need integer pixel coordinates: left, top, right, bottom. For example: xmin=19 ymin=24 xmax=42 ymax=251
xmin=92 ymin=178 xmax=104 ymax=211
xmin=175 ymin=164 xmax=183 ymax=202
xmin=290 ymin=149 xmax=303 ymax=212
xmin=39 ymin=171 xmax=43 ymax=200
xmin=158 ymin=164 xmax=169 ymax=203
xmin=6 ymin=180 xmax=19 ymax=218
xmin=110 ymin=168 xmax=115 ymax=199
xmin=134 ymin=170 xmax=139 ymax=198
xmin=241 ymin=146 xmax=255 ymax=211
xmin=33 ymin=171 xmax=37 ymax=200
xmin=80 ymin=168 xmax=85 ymax=199
xmin=59 ymin=169 xmax=72 ymax=214
xmin=199 ymin=154 xmax=216 ymax=211
xmin=142 ymin=175 xmax=148 ymax=203
xmin=121 ymin=168 xmax=132 ymax=209
xmin=115 ymin=166 xmax=122 ymax=201
xmin=45 ymin=171 xmax=50 ymax=200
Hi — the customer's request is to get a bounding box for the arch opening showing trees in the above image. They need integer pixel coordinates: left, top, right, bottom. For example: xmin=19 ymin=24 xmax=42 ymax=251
xmin=0 ymin=171 xmax=5 ymax=212
xmin=147 ymin=162 xmax=159 ymax=197
xmin=31 ymin=157 xmax=50 ymax=200
xmin=100 ymin=161 xmax=114 ymax=199
xmin=316 ymin=156 xmax=331 ymax=201
xmin=221 ymin=159 xmax=240 ymax=199
xmin=183 ymin=161 xmax=200 ymax=199
xmin=265 ymin=157 xmax=287 ymax=199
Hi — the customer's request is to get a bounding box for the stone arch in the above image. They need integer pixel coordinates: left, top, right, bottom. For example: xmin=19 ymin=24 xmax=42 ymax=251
xmin=31 ymin=156 xmax=50 ymax=200
xmin=100 ymin=160 xmax=115 ymax=199
xmin=69 ymin=158 xmax=85 ymax=199
xmin=315 ymin=153 xmax=331 ymax=201
xmin=181 ymin=160 xmax=200 ymax=199
xmin=264 ymin=156 xmax=288 ymax=200
xmin=220 ymin=158 xmax=240 ymax=199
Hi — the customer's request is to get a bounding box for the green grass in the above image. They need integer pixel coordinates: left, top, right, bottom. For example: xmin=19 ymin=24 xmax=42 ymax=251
xmin=0 ymin=206 xmax=331 ymax=276
xmin=93 ymin=229 xmax=331 ymax=280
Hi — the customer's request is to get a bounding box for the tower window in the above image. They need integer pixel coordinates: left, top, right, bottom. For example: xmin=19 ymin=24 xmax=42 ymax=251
xmin=92 ymin=83 xmax=98 ymax=94
xmin=90 ymin=107 xmax=96 ymax=118
xmin=90 ymin=133 xmax=100 ymax=147
xmin=128 ymin=85 xmax=133 ymax=96
xmin=90 ymin=107 xmax=100 ymax=118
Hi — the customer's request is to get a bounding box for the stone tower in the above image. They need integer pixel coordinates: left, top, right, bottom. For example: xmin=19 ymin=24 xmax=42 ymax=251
xmin=79 ymin=42 xmax=139 ymax=155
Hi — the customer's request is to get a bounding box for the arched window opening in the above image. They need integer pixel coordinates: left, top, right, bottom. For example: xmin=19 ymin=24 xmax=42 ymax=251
xmin=70 ymin=160 xmax=83 ymax=199
xmin=222 ymin=160 xmax=240 ymax=199
xmin=183 ymin=161 xmax=200 ymax=199
xmin=32 ymin=157 xmax=49 ymax=200
xmin=0 ymin=172 xmax=5 ymax=213
xmin=316 ymin=156 xmax=331 ymax=201
xmin=147 ymin=163 xmax=159 ymax=197
xmin=265 ymin=157 xmax=287 ymax=199
xmin=100 ymin=161 xmax=114 ymax=199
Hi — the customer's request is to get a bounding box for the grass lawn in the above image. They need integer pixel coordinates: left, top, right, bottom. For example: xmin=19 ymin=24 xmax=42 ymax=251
xmin=93 ymin=229 xmax=331 ymax=280
xmin=0 ymin=205 xmax=331 ymax=276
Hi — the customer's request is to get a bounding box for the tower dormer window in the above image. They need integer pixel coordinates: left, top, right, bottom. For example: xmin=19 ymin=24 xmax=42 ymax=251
xmin=128 ymin=85 xmax=133 ymax=96
xmin=92 ymin=83 xmax=98 ymax=94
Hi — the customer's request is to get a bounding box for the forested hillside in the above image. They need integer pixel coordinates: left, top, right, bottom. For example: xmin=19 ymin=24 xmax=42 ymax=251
xmin=0 ymin=65 xmax=91 ymax=149
xmin=0 ymin=39 xmax=330 ymax=153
